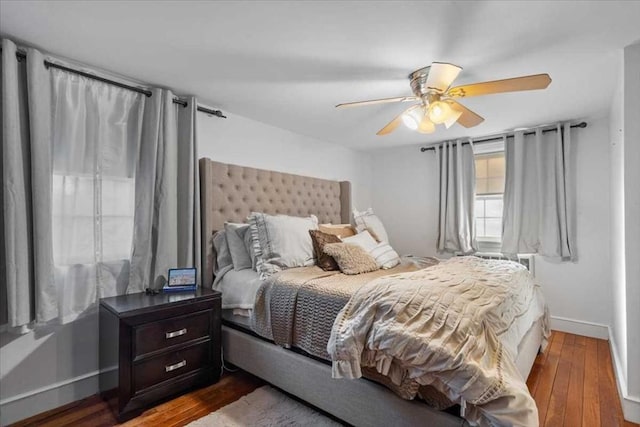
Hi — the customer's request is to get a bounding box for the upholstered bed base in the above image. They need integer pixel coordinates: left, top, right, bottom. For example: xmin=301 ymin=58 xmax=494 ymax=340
xmin=222 ymin=325 xmax=469 ymax=427
xmin=222 ymin=318 xmax=544 ymax=427
xmin=200 ymin=159 xmax=544 ymax=426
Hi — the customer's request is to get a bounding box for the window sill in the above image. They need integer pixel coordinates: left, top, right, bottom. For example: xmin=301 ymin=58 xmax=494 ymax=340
xmin=476 ymin=239 xmax=502 ymax=253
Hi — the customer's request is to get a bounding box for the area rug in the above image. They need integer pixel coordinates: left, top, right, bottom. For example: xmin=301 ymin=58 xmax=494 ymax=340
xmin=186 ymin=385 xmax=344 ymax=426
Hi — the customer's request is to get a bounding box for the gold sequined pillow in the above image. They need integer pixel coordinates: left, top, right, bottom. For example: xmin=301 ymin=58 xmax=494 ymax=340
xmin=309 ymin=230 xmax=341 ymax=271
xmin=322 ymin=243 xmax=380 ymax=275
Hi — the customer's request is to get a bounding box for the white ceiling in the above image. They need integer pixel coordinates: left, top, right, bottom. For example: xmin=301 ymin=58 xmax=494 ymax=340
xmin=2 ymin=1 xmax=640 ymax=150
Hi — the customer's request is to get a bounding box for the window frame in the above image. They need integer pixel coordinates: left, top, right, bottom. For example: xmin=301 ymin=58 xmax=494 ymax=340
xmin=473 ymin=143 xmax=506 ymax=251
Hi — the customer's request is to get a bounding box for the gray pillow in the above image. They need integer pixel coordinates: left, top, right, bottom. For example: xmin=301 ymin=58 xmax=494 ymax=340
xmin=212 ymin=229 xmax=232 ymax=275
xmin=224 ymin=222 xmax=253 ymax=271
xmin=248 ymin=212 xmax=318 ymax=279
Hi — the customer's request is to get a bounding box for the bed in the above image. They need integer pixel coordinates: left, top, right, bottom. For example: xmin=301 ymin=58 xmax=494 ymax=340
xmin=199 ymin=158 xmax=547 ymax=426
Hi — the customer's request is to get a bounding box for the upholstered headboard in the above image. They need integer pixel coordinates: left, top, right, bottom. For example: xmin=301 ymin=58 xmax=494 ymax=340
xmin=199 ymin=159 xmax=351 ymax=287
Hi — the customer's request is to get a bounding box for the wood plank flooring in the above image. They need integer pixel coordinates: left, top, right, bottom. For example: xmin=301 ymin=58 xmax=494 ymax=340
xmin=10 ymin=331 xmax=637 ymax=427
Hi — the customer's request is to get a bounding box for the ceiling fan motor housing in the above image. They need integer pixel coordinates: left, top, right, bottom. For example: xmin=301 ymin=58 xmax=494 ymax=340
xmin=409 ymin=66 xmax=443 ymax=105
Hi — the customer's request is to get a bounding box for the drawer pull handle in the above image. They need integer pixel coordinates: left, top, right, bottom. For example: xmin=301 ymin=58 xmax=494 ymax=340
xmin=165 ymin=328 xmax=187 ymax=339
xmin=165 ymin=360 xmax=186 ymax=372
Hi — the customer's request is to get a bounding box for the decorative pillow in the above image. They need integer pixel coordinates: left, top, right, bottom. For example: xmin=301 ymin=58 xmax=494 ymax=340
xmin=248 ymin=213 xmax=319 ymax=278
xmin=369 ymin=242 xmax=401 ymax=269
xmin=322 ymin=243 xmax=379 ymax=275
xmin=224 ymin=223 xmax=252 ymax=271
xmin=342 ymin=230 xmax=400 ymax=269
xmin=353 ymin=208 xmax=389 ymax=243
xmin=341 ymin=230 xmax=378 ymax=252
xmin=212 ymin=229 xmax=232 ymax=275
xmin=309 ymin=230 xmax=341 ymax=271
xmin=318 ymin=223 xmax=356 ymax=239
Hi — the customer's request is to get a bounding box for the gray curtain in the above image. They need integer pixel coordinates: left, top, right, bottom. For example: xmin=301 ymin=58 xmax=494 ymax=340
xmin=1 ymin=39 xmax=57 ymax=328
xmin=128 ymin=91 xmax=200 ymax=292
xmin=436 ymin=139 xmax=477 ymax=254
xmin=501 ymin=124 xmax=576 ymax=260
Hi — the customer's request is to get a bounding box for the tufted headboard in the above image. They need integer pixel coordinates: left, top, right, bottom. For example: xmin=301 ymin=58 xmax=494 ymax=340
xmin=199 ymin=159 xmax=351 ymax=287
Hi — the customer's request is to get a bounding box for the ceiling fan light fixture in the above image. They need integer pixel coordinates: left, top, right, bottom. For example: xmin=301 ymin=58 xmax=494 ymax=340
xmin=401 ymin=107 xmax=424 ymax=130
xmin=444 ymin=108 xmax=463 ymax=129
xmin=417 ymin=116 xmax=435 ymax=133
xmin=428 ymin=100 xmax=454 ymax=124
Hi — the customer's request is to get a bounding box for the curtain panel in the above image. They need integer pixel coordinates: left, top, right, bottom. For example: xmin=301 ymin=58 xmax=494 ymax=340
xmin=1 ymin=38 xmax=201 ymax=331
xmin=128 ymin=91 xmax=200 ymax=292
xmin=50 ymin=66 xmax=145 ymax=322
xmin=501 ymin=124 xmax=576 ymax=260
xmin=435 ymin=139 xmax=477 ymax=254
xmin=1 ymin=39 xmax=56 ymax=329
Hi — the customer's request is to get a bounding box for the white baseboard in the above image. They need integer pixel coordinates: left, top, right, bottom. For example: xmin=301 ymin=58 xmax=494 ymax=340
xmin=608 ymin=327 xmax=640 ymax=423
xmin=0 ymin=367 xmax=116 ymax=426
xmin=549 ymin=315 xmax=609 ymax=339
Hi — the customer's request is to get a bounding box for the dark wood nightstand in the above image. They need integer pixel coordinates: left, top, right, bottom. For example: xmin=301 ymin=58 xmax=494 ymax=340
xmin=99 ymin=288 xmax=221 ymax=422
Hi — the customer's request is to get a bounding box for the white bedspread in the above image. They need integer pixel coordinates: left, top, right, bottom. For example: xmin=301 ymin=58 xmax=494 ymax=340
xmin=328 ymin=256 xmax=549 ymax=427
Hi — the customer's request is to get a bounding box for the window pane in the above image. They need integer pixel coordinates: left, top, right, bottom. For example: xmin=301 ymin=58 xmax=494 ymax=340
xmin=487 ymin=177 xmax=505 ymax=194
xmin=485 ymin=219 xmax=502 ymax=238
xmin=102 ymin=178 xmax=135 ymax=216
xmin=476 ymin=178 xmax=488 ymax=194
xmin=53 ymin=216 xmax=95 ymax=265
xmin=474 ymin=198 xmax=485 ymax=218
xmin=52 ymin=175 xmax=94 ymax=216
xmin=487 ymin=155 xmax=505 ymax=178
xmin=485 ymin=198 xmax=503 ymax=217
xmin=475 ymin=218 xmax=485 ymax=237
xmin=102 ymin=217 xmax=134 ymax=261
xmin=475 ymin=158 xmax=488 ymax=178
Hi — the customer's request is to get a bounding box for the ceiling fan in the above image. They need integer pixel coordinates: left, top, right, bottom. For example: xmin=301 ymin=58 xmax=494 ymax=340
xmin=336 ymin=62 xmax=551 ymax=136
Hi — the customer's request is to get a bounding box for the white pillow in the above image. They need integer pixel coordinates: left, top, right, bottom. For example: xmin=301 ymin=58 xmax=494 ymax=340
xmin=353 ymin=208 xmax=389 ymax=243
xmin=248 ymin=213 xmax=318 ymax=279
xmin=341 ymin=230 xmax=378 ymax=252
xmin=224 ymin=223 xmax=253 ymax=271
xmin=369 ymin=242 xmax=401 ymax=269
xmin=342 ymin=230 xmax=400 ymax=269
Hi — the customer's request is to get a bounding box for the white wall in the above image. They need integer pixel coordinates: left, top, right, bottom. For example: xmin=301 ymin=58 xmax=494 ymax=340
xmin=608 ymin=41 xmax=640 ymax=423
xmin=369 ymin=145 xmax=440 ymax=258
xmin=0 ymin=112 xmax=372 ymax=426
xmin=197 ymin=110 xmax=372 ymax=211
xmin=622 ymin=42 xmax=640 ymax=402
xmin=370 ymin=116 xmax=612 ymax=334
xmin=0 ymin=315 xmax=99 ymax=426
xmin=609 ymin=48 xmax=628 ymax=392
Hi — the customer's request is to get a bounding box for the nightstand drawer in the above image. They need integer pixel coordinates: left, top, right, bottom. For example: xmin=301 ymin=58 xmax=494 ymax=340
xmin=133 ymin=341 xmax=212 ymax=393
xmin=134 ymin=310 xmax=211 ymax=358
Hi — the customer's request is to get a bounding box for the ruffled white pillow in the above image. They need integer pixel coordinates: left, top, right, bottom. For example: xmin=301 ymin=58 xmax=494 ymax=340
xmin=248 ymin=213 xmax=318 ymax=279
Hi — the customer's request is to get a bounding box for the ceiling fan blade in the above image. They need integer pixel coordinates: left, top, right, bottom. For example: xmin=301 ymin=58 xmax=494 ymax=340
xmin=376 ymin=105 xmax=419 ymax=136
xmin=425 ymin=62 xmax=463 ymax=92
xmin=446 ymin=100 xmax=484 ymax=128
xmin=336 ymin=96 xmax=418 ymax=109
xmin=447 ymin=73 xmax=551 ymax=98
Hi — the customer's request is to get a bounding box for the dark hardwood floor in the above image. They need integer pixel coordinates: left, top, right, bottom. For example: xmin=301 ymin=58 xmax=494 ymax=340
xmin=9 ymin=331 xmax=638 ymax=427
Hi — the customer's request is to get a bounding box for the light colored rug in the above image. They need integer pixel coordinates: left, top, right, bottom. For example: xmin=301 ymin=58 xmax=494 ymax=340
xmin=186 ymin=385 xmax=344 ymax=426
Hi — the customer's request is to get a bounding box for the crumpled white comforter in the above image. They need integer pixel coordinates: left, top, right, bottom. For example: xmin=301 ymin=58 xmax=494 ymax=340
xmin=328 ymin=256 xmax=549 ymax=427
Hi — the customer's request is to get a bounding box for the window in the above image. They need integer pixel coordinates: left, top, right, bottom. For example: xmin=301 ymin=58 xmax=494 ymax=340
xmin=475 ymin=152 xmax=505 ymax=248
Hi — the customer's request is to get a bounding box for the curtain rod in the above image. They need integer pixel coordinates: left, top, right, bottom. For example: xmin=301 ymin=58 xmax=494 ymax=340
xmin=419 ymin=121 xmax=588 ymax=152
xmin=172 ymin=98 xmax=227 ymax=118
xmin=8 ymin=49 xmax=226 ymax=119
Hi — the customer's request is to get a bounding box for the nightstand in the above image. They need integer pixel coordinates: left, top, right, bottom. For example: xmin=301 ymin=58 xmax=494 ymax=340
xmin=99 ymin=288 xmax=221 ymax=422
